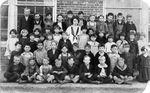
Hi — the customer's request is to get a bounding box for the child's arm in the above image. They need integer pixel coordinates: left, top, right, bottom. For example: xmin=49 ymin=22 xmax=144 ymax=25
xmin=39 ymin=66 xmax=43 ymax=76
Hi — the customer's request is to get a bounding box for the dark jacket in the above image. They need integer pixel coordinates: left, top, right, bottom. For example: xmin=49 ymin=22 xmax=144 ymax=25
xmin=9 ymin=50 xmax=22 ymax=65
xmin=53 ymin=22 xmax=67 ymax=32
xmin=28 ymin=41 xmax=37 ymax=53
xmin=65 ymin=63 xmax=79 ymax=75
xmin=47 ymin=49 xmax=59 ymax=66
xmin=79 ymin=64 xmax=94 ymax=75
xmin=128 ymin=40 xmax=139 ymax=56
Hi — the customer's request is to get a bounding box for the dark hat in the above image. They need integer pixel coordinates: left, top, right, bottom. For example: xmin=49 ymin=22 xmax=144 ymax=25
xmin=67 ymin=10 xmax=73 ymax=14
xmin=78 ymin=11 xmax=84 ymax=15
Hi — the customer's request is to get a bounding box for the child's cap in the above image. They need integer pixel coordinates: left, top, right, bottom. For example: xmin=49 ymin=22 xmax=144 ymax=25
xmin=141 ymin=46 xmax=148 ymax=51
xmin=54 ymin=25 xmax=61 ymax=30
xmin=123 ymin=43 xmax=130 ymax=48
xmin=67 ymin=10 xmax=73 ymax=14
xmin=73 ymin=43 xmax=79 ymax=47
xmin=78 ymin=11 xmax=84 ymax=15
xmin=81 ymin=26 xmax=87 ymax=30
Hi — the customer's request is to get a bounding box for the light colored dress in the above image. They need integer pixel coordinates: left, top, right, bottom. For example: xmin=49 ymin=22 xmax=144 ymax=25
xmin=78 ymin=34 xmax=89 ymax=50
xmin=88 ymin=41 xmax=99 ymax=56
xmin=66 ymin=25 xmax=81 ymax=44
xmin=4 ymin=37 xmax=19 ymax=57
xmin=43 ymin=40 xmax=52 ymax=51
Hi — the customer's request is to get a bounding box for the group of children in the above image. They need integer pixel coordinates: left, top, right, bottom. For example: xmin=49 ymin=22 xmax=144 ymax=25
xmin=3 ymin=9 xmax=150 ymax=84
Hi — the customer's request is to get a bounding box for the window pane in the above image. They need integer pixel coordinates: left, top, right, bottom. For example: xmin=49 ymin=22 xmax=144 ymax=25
xmin=27 ymin=0 xmax=35 ymax=2
xmin=149 ymin=10 xmax=150 ymax=24
xmin=148 ymin=26 xmax=150 ymax=42
xmin=1 ymin=30 xmax=7 ymax=41
xmin=27 ymin=6 xmax=35 ymax=14
xmin=1 ymin=5 xmax=8 ymax=16
xmin=45 ymin=7 xmax=53 ymax=15
xmin=36 ymin=6 xmax=43 ymax=14
xmin=18 ymin=0 xmax=26 ymax=1
xmin=36 ymin=0 xmax=43 ymax=2
xmin=18 ymin=6 xmax=25 ymax=14
xmin=1 ymin=18 xmax=8 ymax=29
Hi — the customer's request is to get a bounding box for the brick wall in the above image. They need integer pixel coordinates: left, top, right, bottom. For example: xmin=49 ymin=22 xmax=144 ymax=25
xmin=57 ymin=0 xmax=103 ymax=19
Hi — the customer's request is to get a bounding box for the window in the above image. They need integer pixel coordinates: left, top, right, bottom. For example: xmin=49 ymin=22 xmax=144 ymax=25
xmin=148 ymin=9 xmax=150 ymax=42
xmin=1 ymin=1 xmax=8 ymax=41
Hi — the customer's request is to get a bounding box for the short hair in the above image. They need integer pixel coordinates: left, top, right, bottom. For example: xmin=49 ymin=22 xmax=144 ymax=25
xmin=9 ymin=29 xmax=17 ymax=34
xmin=98 ymin=44 xmax=105 ymax=48
xmin=29 ymin=33 xmax=35 ymax=37
xmin=15 ymin=41 xmax=22 ymax=46
xmin=107 ymin=35 xmax=114 ymax=39
xmin=24 ymin=8 xmax=30 ymax=11
xmin=85 ymin=43 xmax=91 ymax=48
xmin=24 ymin=44 xmax=31 ymax=48
xmin=119 ymin=33 xmax=125 ymax=37
xmin=55 ymin=59 xmax=62 ymax=63
xmin=51 ymin=40 xmax=58 ymax=46
xmin=33 ymin=28 xmax=41 ymax=33
xmin=98 ymin=15 xmax=104 ymax=19
xmin=98 ymin=56 xmax=106 ymax=60
xmin=129 ymin=32 xmax=136 ymax=36
xmin=117 ymin=13 xmax=123 ymax=17
xmin=45 ymin=13 xmax=52 ymax=17
xmin=90 ymin=34 xmax=97 ymax=38
xmin=81 ymin=26 xmax=87 ymax=30
xmin=84 ymin=55 xmax=91 ymax=60
xmin=118 ymin=57 xmax=125 ymax=62
xmin=53 ymin=25 xmax=61 ymax=30
xmin=37 ymin=40 xmax=43 ymax=45
xmin=21 ymin=29 xmax=28 ymax=34
xmin=57 ymin=13 xmax=63 ymax=18
xmin=73 ymin=43 xmax=79 ymax=47
xmin=78 ymin=11 xmax=84 ymax=15
xmin=111 ymin=44 xmax=117 ymax=49
xmin=68 ymin=56 xmax=75 ymax=61
xmin=123 ymin=43 xmax=130 ymax=48
xmin=126 ymin=14 xmax=132 ymax=18
xmin=107 ymin=12 xmax=114 ymax=17
xmin=87 ymin=28 xmax=94 ymax=33
xmin=14 ymin=55 xmax=21 ymax=59
xmin=67 ymin=10 xmax=73 ymax=14
xmin=29 ymin=57 xmax=36 ymax=63
xmin=71 ymin=16 xmax=79 ymax=24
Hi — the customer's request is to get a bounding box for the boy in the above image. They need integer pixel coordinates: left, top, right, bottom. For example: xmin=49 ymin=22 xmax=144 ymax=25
xmin=52 ymin=59 xmax=67 ymax=83
xmin=78 ymin=11 xmax=87 ymax=28
xmin=47 ymin=40 xmax=59 ymax=66
xmin=120 ymin=43 xmax=136 ymax=73
xmin=112 ymin=57 xmax=133 ymax=84
xmin=34 ymin=41 xmax=48 ymax=66
xmin=95 ymin=56 xmax=112 ymax=83
xmin=53 ymin=25 xmax=62 ymax=43
xmin=28 ymin=33 xmax=37 ymax=52
xmin=4 ymin=55 xmax=26 ymax=82
xmin=64 ymin=57 xmax=79 ymax=83
xmin=65 ymin=10 xmax=74 ymax=28
xmin=79 ymin=56 xmax=98 ymax=84
xmin=108 ymin=44 xmax=120 ymax=74
xmin=9 ymin=42 xmax=22 ymax=65
xmin=95 ymin=44 xmax=110 ymax=70
xmin=105 ymin=35 xmax=116 ymax=53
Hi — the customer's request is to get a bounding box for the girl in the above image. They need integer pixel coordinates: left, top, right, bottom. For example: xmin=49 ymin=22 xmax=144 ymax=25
xmin=19 ymin=58 xmax=38 ymax=83
xmin=21 ymin=44 xmax=33 ymax=67
xmin=33 ymin=28 xmax=41 ymax=42
xmin=88 ymin=34 xmax=99 ymax=56
xmin=78 ymin=26 xmax=89 ymax=50
xmin=116 ymin=33 xmax=128 ymax=54
xmin=66 ymin=16 xmax=82 ymax=44
xmin=87 ymin=15 xmax=97 ymax=32
xmin=137 ymin=32 xmax=149 ymax=55
xmin=53 ymin=25 xmax=62 ymax=43
xmin=137 ymin=46 xmax=150 ymax=82
xmin=58 ymin=46 xmax=71 ymax=68
xmin=105 ymin=35 xmax=116 ymax=53
xmin=53 ymin=14 xmax=67 ymax=33
xmin=36 ymin=58 xmax=54 ymax=83
xmin=5 ymin=29 xmax=19 ymax=59
xmin=39 ymin=34 xmax=45 ymax=43
xmin=43 ymin=33 xmax=53 ymax=51
xmin=44 ymin=13 xmax=54 ymax=33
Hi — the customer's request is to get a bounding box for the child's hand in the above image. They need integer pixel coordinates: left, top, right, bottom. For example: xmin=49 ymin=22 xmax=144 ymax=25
xmin=97 ymin=75 xmax=100 ymax=77
xmin=120 ymin=75 xmax=124 ymax=79
xmin=124 ymin=76 xmax=128 ymax=79
xmin=88 ymin=74 xmax=92 ymax=78
xmin=47 ymin=74 xmax=50 ymax=77
xmin=53 ymin=71 xmax=58 ymax=74
xmin=21 ymin=73 xmax=24 ymax=77
xmin=109 ymin=74 xmax=113 ymax=79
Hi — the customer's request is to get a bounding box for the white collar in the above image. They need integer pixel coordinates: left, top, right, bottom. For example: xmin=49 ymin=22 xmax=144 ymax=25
xmin=98 ymin=64 xmax=108 ymax=68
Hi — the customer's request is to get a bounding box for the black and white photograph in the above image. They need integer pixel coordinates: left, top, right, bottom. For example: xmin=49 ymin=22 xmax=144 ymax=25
xmin=0 ymin=0 xmax=150 ymax=93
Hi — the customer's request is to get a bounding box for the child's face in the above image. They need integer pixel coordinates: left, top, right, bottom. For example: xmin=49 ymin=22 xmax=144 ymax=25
xmin=99 ymin=32 xmax=104 ymax=37
xmin=62 ymin=33 xmax=68 ymax=39
xmin=108 ymin=38 xmax=113 ymax=42
xmin=46 ymin=14 xmax=52 ymax=20
xmin=90 ymin=16 xmax=95 ymax=21
xmin=73 ymin=19 xmax=78 ymax=25
xmin=127 ymin=17 xmax=132 ymax=22
xmin=88 ymin=30 xmax=94 ymax=35
xmin=61 ymin=47 xmax=68 ymax=53
xmin=22 ymin=30 xmax=28 ymax=37
xmin=16 ymin=44 xmax=22 ymax=51
xmin=107 ymin=15 xmax=113 ymax=21
xmin=68 ymin=58 xmax=74 ymax=66
xmin=83 ymin=57 xmax=90 ymax=65
xmin=99 ymin=57 xmax=106 ymax=65
xmin=73 ymin=46 xmax=78 ymax=52
xmin=129 ymin=35 xmax=135 ymax=40
xmin=117 ymin=16 xmax=123 ymax=21
xmin=45 ymin=29 xmax=50 ymax=33
xmin=99 ymin=47 xmax=105 ymax=53
xmin=47 ymin=35 xmax=52 ymax=40
xmin=57 ymin=15 xmax=63 ymax=21
xmin=10 ymin=32 xmax=16 ymax=37
xmin=24 ymin=46 xmax=31 ymax=52
xmin=79 ymin=14 xmax=84 ymax=19
xmin=29 ymin=60 xmax=35 ymax=66
xmin=51 ymin=42 xmax=57 ymax=49
xmin=90 ymin=36 xmax=96 ymax=41
xmin=99 ymin=16 xmax=104 ymax=22
xmin=67 ymin=14 xmax=73 ymax=19
xmin=13 ymin=56 xmax=21 ymax=65
xmin=82 ymin=29 xmax=87 ymax=33
xmin=118 ymin=59 xmax=125 ymax=67
xmin=85 ymin=46 xmax=91 ymax=53
xmin=34 ymin=14 xmax=40 ymax=20
xmin=43 ymin=59 xmax=49 ymax=65
xmin=54 ymin=28 xmax=60 ymax=33
xmin=120 ymin=36 xmax=125 ymax=40
xmin=124 ymin=47 xmax=130 ymax=53
xmin=111 ymin=47 xmax=118 ymax=53
xmin=55 ymin=60 xmax=62 ymax=67
xmin=30 ymin=35 xmax=35 ymax=41
xmin=34 ymin=30 xmax=40 ymax=35
xmin=37 ymin=43 xmax=43 ymax=50
xmin=40 ymin=36 xmax=45 ymax=41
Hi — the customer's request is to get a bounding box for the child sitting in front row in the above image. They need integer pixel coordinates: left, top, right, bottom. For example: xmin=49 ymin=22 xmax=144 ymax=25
xmin=36 ymin=58 xmax=54 ymax=83
xmin=112 ymin=57 xmax=133 ymax=84
xmin=4 ymin=55 xmax=26 ymax=82
xmin=52 ymin=59 xmax=67 ymax=83
xmin=95 ymin=56 xmax=112 ymax=83
xmin=19 ymin=58 xmax=38 ymax=83
xmin=64 ymin=57 xmax=80 ymax=83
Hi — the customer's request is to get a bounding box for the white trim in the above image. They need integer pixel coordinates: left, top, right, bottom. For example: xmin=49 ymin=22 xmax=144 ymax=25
xmin=105 ymin=7 xmax=142 ymax=9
